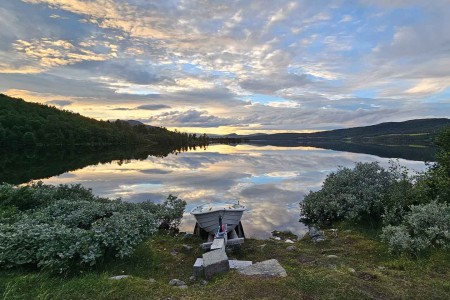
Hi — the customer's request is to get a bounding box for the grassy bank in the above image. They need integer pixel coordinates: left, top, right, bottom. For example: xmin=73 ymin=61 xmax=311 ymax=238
xmin=2 ymin=226 xmax=449 ymax=300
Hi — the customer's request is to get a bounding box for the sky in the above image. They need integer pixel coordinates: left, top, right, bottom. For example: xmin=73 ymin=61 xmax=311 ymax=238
xmin=0 ymin=0 xmax=449 ymax=135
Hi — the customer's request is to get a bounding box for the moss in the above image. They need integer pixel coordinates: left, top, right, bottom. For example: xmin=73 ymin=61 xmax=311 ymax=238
xmin=1 ymin=229 xmax=450 ymax=299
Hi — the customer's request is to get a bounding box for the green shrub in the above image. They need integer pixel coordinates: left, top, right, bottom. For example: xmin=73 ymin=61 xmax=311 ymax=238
xmin=381 ymin=201 xmax=450 ymax=254
xmin=300 ymin=162 xmax=395 ymax=225
xmin=0 ymin=182 xmax=99 ymax=211
xmin=0 ymin=183 xmax=186 ymax=272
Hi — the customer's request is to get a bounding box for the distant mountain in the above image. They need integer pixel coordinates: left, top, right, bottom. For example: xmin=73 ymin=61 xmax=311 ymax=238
xmin=248 ymin=118 xmax=450 ymax=144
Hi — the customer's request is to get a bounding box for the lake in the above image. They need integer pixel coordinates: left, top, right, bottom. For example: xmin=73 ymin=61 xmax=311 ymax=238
xmin=6 ymin=143 xmax=429 ymax=239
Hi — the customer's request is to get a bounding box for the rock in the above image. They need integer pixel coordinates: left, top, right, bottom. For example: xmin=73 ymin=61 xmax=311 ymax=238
xmin=377 ymin=266 xmax=386 ymax=271
xmin=148 ymin=278 xmax=156 ymax=283
xmin=202 ymin=248 xmax=229 ymax=279
xmin=238 ymin=259 xmax=287 ymax=277
xmin=169 ymin=279 xmax=186 ymax=286
xmin=326 ymin=255 xmax=338 ymax=259
xmin=228 ymin=260 xmax=252 ymax=269
xmin=308 ymin=226 xmax=321 ymax=238
xmin=183 ymin=233 xmax=194 ymax=239
xmin=178 ymin=285 xmax=188 ymax=289
xmin=110 ymin=275 xmax=131 ymax=280
xmin=285 ymin=239 xmax=295 ymax=244
xmin=189 ymin=275 xmax=196 ymax=282
xmin=193 ymin=257 xmax=204 ymax=277
xmin=348 ymin=268 xmax=356 ymax=274
xmin=170 ymin=249 xmax=178 ymax=256
xmin=286 ymin=246 xmax=296 ymax=251
xmin=182 ymin=244 xmax=193 ymax=252
xmin=308 ymin=226 xmax=326 ymax=242
xmin=274 ymin=237 xmax=281 ymax=241
xmin=200 ymin=280 xmax=208 ymax=285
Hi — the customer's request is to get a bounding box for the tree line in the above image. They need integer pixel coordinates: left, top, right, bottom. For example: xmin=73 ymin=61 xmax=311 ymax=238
xmin=0 ymin=94 xmax=208 ymax=148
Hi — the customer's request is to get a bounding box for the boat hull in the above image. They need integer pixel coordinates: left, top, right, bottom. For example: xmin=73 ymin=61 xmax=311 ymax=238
xmin=192 ymin=210 xmax=244 ymax=234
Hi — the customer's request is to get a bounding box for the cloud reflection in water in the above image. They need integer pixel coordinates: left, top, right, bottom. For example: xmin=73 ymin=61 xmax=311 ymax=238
xmin=40 ymin=144 xmax=428 ymax=238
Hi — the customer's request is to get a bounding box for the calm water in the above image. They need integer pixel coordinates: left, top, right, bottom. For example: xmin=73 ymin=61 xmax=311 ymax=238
xmin=25 ymin=144 xmax=429 ymax=239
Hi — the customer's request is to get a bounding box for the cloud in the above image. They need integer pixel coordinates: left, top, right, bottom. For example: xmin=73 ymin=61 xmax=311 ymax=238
xmin=46 ymin=100 xmax=73 ymax=106
xmin=12 ymin=38 xmax=117 ymax=70
xmin=145 ymin=109 xmax=235 ymax=128
xmin=136 ymin=104 xmax=170 ymax=110
xmin=0 ymin=0 xmax=448 ymax=134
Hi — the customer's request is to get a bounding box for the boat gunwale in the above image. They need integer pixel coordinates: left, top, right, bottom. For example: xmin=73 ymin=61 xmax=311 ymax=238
xmin=190 ymin=203 xmax=246 ymax=215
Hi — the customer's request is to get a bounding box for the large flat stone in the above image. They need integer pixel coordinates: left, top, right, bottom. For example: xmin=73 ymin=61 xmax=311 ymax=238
xmin=210 ymin=238 xmax=225 ymax=250
xmin=237 ymin=259 xmax=287 ymax=277
xmin=202 ymin=248 xmax=229 ymax=279
xmin=229 ymin=260 xmax=252 ymax=269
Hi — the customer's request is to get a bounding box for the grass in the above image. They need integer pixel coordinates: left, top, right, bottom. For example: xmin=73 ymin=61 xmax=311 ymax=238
xmin=1 ymin=229 xmax=450 ymax=299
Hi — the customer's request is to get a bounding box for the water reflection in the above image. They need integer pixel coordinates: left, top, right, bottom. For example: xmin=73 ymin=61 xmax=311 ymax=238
xmin=21 ymin=144 xmax=427 ymax=239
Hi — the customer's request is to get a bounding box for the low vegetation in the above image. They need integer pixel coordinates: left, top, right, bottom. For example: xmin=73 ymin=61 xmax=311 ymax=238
xmin=1 ymin=229 xmax=450 ymax=299
xmin=301 ymin=127 xmax=450 ymax=254
xmin=0 ymin=183 xmax=186 ymax=273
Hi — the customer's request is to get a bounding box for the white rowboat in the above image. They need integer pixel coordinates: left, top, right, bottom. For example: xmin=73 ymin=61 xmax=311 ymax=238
xmin=190 ymin=202 xmax=246 ymax=234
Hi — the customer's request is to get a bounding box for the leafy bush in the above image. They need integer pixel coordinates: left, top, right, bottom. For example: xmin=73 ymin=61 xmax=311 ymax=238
xmin=0 ymin=182 xmax=100 ymax=211
xmin=0 ymin=183 xmax=186 ymax=272
xmin=300 ymin=162 xmax=395 ymax=225
xmin=381 ymin=201 xmax=450 ymax=254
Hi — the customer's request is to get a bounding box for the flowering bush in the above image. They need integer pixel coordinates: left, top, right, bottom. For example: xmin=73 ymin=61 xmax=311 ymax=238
xmin=0 ymin=183 xmax=185 ymax=272
xmin=381 ymin=201 xmax=450 ymax=254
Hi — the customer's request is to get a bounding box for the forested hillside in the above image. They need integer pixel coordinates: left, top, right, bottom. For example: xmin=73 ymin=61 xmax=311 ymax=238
xmin=0 ymin=94 xmax=204 ymax=147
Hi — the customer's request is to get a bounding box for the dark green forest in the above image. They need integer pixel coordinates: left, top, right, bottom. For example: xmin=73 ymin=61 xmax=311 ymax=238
xmin=0 ymin=94 xmax=207 ymax=148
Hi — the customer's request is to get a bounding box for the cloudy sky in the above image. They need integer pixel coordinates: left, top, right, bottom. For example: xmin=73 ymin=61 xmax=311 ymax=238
xmin=1 ymin=0 xmax=449 ymax=134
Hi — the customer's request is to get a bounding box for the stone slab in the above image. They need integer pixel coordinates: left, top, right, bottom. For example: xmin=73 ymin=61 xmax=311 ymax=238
xmin=193 ymin=257 xmax=204 ymax=277
xmin=211 ymin=238 xmax=225 ymax=250
xmin=202 ymin=248 xmax=229 ymax=280
xmin=194 ymin=258 xmax=252 ymax=270
xmin=229 ymin=260 xmax=252 ymax=269
xmin=237 ymin=259 xmax=287 ymax=277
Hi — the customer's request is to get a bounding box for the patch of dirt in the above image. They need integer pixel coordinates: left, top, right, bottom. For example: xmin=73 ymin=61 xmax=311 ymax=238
xmin=297 ymin=254 xmax=317 ymax=264
xmin=357 ymin=272 xmax=378 ymax=281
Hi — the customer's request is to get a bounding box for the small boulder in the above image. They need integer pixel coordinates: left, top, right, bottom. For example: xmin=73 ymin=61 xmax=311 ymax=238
xmin=148 ymin=278 xmax=156 ymax=283
xmin=326 ymin=255 xmax=338 ymax=259
xmin=308 ymin=226 xmax=326 ymax=242
xmin=182 ymin=244 xmax=193 ymax=252
xmin=169 ymin=279 xmax=186 ymax=286
xmin=286 ymin=246 xmax=296 ymax=251
xmin=110 ymin=275 xmax=131 ymax=280
xmin=178 ymin=285 xmax=188 ymax=289
xmin=285 ymin=239 xmax=295 ymax=244
xmin=170 ymin=249 xmax=178 ymax=256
